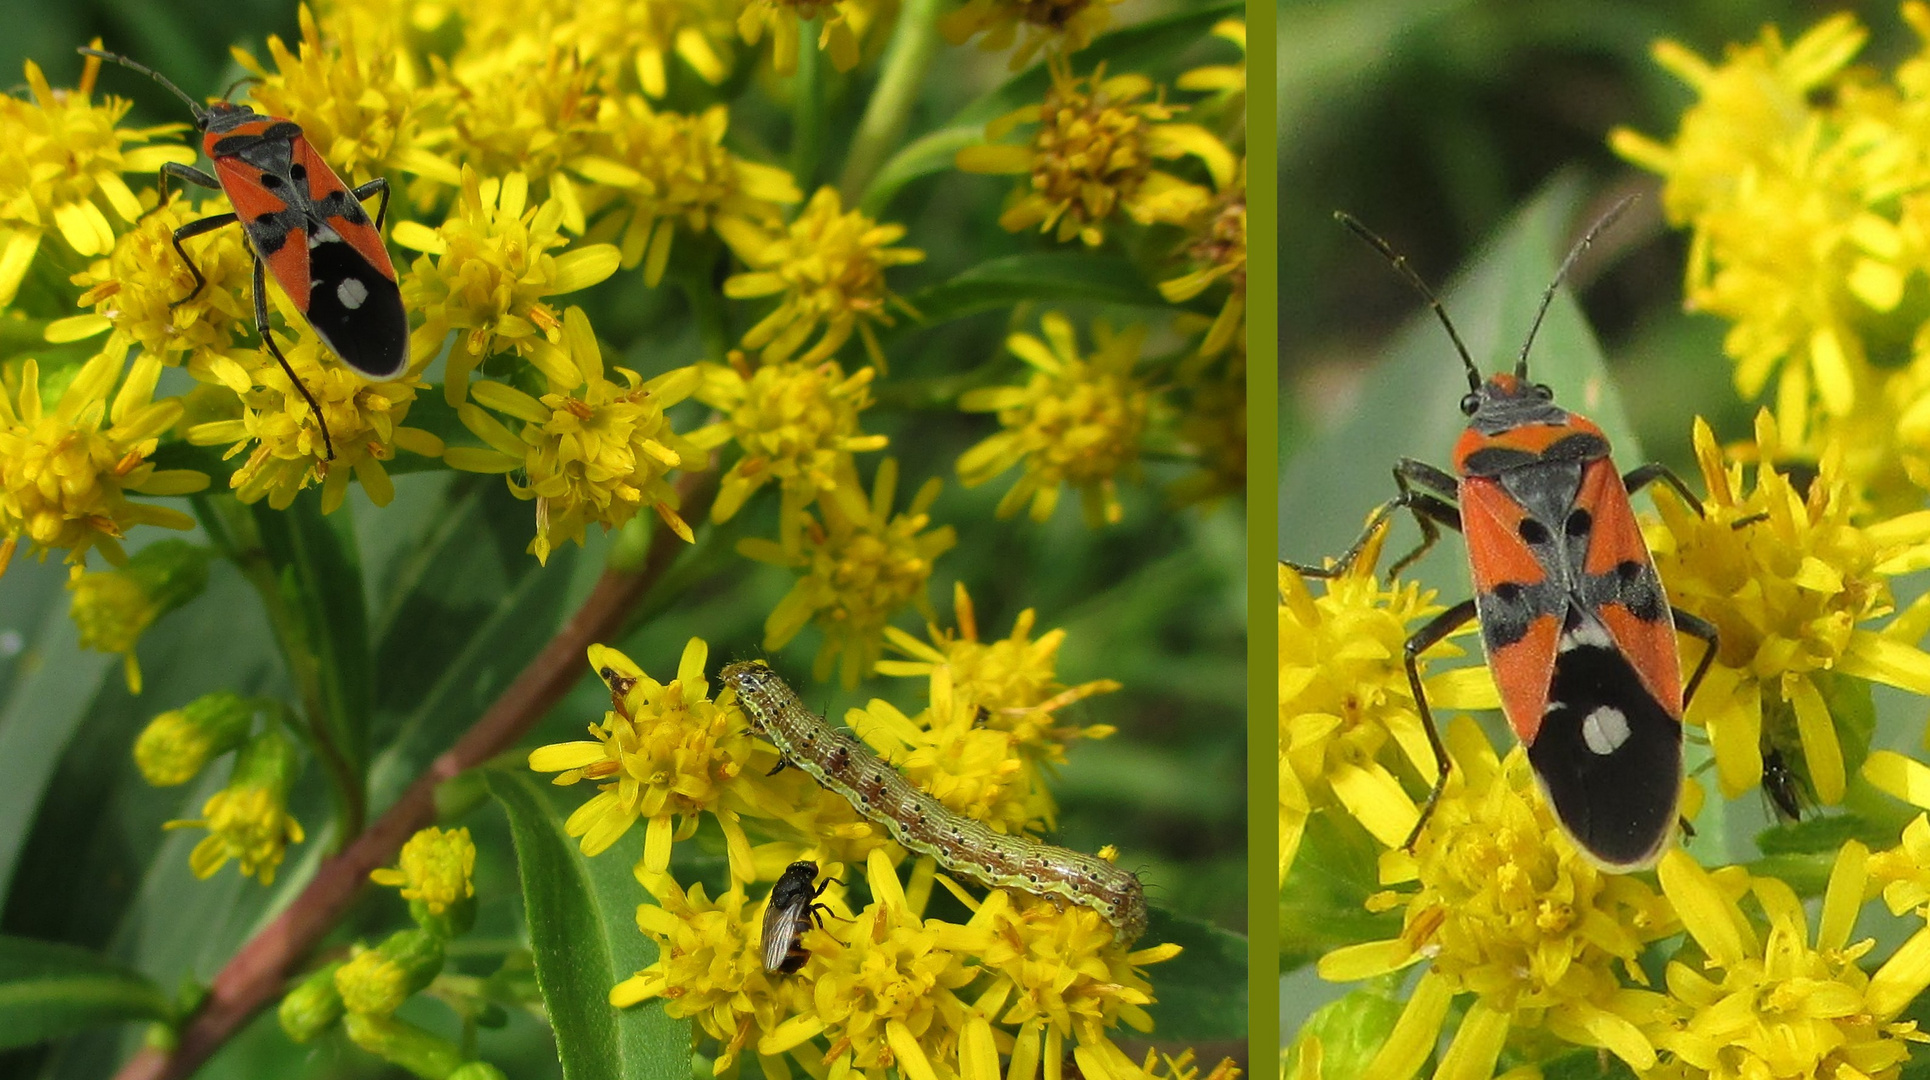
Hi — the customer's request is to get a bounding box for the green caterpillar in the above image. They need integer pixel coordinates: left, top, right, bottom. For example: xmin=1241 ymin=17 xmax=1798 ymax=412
xmin=720 ymin=660 xmax=1147 ymax=944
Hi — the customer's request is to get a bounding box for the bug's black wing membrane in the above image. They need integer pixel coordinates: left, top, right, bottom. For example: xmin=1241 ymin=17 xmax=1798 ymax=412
xmin=303 ymin=238 xmax=408 ymax=380
xmin=1527 ymin=634 xmax=1683 ymax=869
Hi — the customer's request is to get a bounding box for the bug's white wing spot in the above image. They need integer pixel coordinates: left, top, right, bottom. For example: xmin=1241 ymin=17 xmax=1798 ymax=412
xmin=1580 ymin=705 xmax=1631 ymax=756
xmin=1559 ymin=616 xmax=1613 ymax=653
xmin=336 ymin=277 xmax=369 ymax=311
xmin=308 ymin=223 xmax=343 ymax=248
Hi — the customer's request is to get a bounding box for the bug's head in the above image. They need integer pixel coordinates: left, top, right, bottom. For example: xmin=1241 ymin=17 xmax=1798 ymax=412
xmin=1462 ymin=371 xmax=1571 ymax=434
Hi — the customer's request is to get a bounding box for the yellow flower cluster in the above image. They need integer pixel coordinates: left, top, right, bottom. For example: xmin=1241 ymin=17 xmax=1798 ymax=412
xmin=531 ymin=630 xmax=1172 ymax=1080
xmin=1612 ymin=5 xmax=1930 ymax=504
xmin=949 ymin=25 xmax=1248 ymax=527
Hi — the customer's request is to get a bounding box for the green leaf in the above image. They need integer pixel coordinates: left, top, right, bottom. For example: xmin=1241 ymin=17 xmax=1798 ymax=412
xmin=485 ymin=770 xmax=688 ymax=1080
xmin=1139 ymin=908 xmax=1246 ymax=1041
xmin=0 ymin=563 xmax=114 ymax=899
xmin=897 ymin=253 xmax=1167 ymax=330
xmin=0 ymin=935 xmax=171 ymax=1049
xmin=860 ymin=0 xmax=1240 ymax=213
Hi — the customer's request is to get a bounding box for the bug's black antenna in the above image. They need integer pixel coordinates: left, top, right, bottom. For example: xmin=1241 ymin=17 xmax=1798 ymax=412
xmin=1517 ymin=194 xmax=1638 ymax=379
xmin=1334 ymin=211 xmax=1481 ymax=395
xmin=77 ymin=47 xmax=207 ymax=123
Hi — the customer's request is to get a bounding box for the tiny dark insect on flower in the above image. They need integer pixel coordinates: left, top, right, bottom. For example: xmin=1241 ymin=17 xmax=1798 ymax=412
xmin=761 ymin=860 xmax=834 ymax=974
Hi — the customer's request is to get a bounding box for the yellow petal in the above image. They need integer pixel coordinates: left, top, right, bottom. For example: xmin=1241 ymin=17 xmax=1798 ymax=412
xmin=549 ymin=245 xmax=622 ymax=293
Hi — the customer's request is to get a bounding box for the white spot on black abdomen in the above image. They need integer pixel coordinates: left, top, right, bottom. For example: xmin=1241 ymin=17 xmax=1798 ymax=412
xmin=309 ymin=224 xmax=342 ymax=248
xmin=337 ymin=277 xmax=369 ymax=310
xmin=1580 ymin=705 xmax=1630 ymax=755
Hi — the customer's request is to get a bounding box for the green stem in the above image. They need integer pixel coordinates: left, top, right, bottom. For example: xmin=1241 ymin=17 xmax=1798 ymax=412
xmin=791 ymin=16 xmax=826 ymax=191
xmin=191 ymin=494 xmax=367 ymax=841
xmin=838 ymin=0 xmax=943 ymax=206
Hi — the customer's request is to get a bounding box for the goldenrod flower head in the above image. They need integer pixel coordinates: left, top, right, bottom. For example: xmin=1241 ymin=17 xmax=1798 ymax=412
xmin=0 ymin=52 xmax=196 ymax=305
xmin=133 ymin=690 xmax=254 ymax=787
xmin=235 ymin=4 xmax=425 ymax=184
xmin=333 ymin=928 xmax=445 ymax=1017
xmin=937 ymin=0 xmax=1125 ymax=70
xmin=956 ymin=59 xmax=1235 ymax=247
xmin=970 ymin=885 xmax=1179 ymax=1065
xmin=427 ymin=43 xmax=601 ymax=198
xmin=559 ymin=0 xmax=737 ymax=98
xmin=528 ymin=640 xmax=767 ymax=877
xmin=1317 ymin=718 xmax=1678 ymax=1078
xmin=575 ymin=98 xmax=799 ymax=286
xmin=1279 ymin=544 xmax=1499 ymax=881
xmin=878 ymin=581 xmax=1120 ymax=753
xmin=446 ymin=307 xmax=701 ymax=564
xmin=278 ymin=960 xmax=346 ymax=1044
xmin=69 ymin=537 xmax=212 ymax=693
xmin=1646 ymin=413 xmax=1930 ymax=807
xmin=393 ymin=167 xmax=622 ymax=405
xmin=1609 ymin=12 xmax=1887 ymax=432
xmin=457 ymin=0 xmax=736 ymax=100
xmin=370 ymin=826 xmax=477 ymax=915
xmin=736 ymin=0 xmax=868 ymax=75
xmin=166 ymin=727 xmax=305 ymax=884
xmin=1160 ymin=159 xmax=1246 ymax=364
xmin=54 ymin=194 xmax=252 ymax=366
xmin=957 ymin=312 xmax=1153 ymax=527
xmin=789 ymin=850 xmax=980 ymax=1075
xmin=693 ymin=354 xmax=887 ymax=525
xmin=185 ymin=333 xmax=443 ymax=511
xmin=742 ymin=458 xmax=957 ymax=687
xmin=335 ymin=947 xmax=412 ymax=1018
xmin=0 ymin=352 xmax=208 ymax=572
xmin=1646 ymin=844 xmax=1930 ymax=1078
xmin=610 ymin=872 xmax=799 ymax=1071
xmin=720 ymin=187 xmax=923 ymax=369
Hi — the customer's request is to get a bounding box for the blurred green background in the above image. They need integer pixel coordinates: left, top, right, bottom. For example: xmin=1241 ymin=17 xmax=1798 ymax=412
xmin=1277 ymin=0 xmax=1928 ymax=1046
xmin=0 ymin=0 xmax=1248 ymax=1075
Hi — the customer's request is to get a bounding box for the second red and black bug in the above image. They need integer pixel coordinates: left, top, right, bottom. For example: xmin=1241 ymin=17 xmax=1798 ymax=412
xmin=80 ymin=47 xmax=410 ymax=462
xmin=1288 ymin=197 xmax=1718 ymax=871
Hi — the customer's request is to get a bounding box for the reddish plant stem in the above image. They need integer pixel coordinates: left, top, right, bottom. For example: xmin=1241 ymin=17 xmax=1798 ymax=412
xmin=115 ymin=474 xmax=715 ymax=1080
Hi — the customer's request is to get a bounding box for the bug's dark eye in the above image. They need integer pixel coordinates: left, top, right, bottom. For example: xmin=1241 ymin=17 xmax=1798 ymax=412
xmin=1534 ymin=383 xmax=1554 ymax=400
xmin=1459 ymin=392 xmax=1480 ymax=416
xmin=1518 ymin=518 xmax=1550 ymax=545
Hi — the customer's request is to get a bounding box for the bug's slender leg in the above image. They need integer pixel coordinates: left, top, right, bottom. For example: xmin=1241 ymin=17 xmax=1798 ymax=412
xmin=1672 ymin=607 xmax=1718 ymax=708
xmin=351 ymin=177 xmax=391 ymax=230
xmin=1623 ymin=462 xmax=1707 ymax=519
xmin=156 ymin=161 xmax=221 ymax=212
xmin=1286 ymin=458 xmax=1463 ymax=582
xmin=165 ymin=212 xmax=238 ymax=308
xmin=252 ymin=256 xmax=335 ymax=462
xmin=1400 ymin=598 xmax=1480 ymax=851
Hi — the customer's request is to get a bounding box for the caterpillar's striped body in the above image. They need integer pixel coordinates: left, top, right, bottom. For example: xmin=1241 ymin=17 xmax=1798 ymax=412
xmin=720 ymin=660 xmax=1148 ymax=944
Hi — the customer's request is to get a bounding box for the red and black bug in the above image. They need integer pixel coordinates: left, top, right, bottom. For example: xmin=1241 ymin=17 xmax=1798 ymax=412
xmin=80 ymin=48 xmax=410 ymax=462
xmin=760 ymin=860 xmax=835 ymax=974
xmin=1289 ymin=198 xmax=1717 ymax=871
